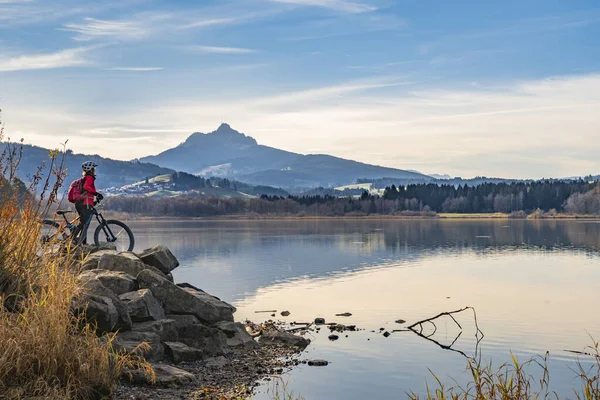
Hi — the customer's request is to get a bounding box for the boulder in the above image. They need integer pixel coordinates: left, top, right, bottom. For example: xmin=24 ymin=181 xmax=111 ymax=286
xmin=215 ymin=321 xmax=258 ymax=348
xmin=114 ymin=331 xmax=164 ymax=361
xmin=178 ymin=323 xmax=230 ymax=356
xmin=166 ymin=314 xmax=200 ymax=332
xmin=78 ymin=275 xmax=132 ymax=331
xmin=72 ymin=294 xmax=119 ymax=334
xmin=137 ymin=246 xmax=179 ymax=274
xmin=124 ymin=364 xmax=194 ymax=388
xmin=132 ymin=319 xmax=178 ymax=342
xmin=137 ymin=270 xmax=233 ymax=323
xmin=80 ymin=250 xmax=119 ymax=270
xmin=119 ymin=289 xmax=166 ymax=322
xmin=97 ymin=252 xmax=165 ymax=278
xmin=79 ymin=270 xmax=137 ymax=296
xmin=180 ymin=286 xmax=235 ymax=322
xmin=163 ymin=342 xmax=204 ymax=364
xmin=259 ymin=331 xmax=310 ymax=349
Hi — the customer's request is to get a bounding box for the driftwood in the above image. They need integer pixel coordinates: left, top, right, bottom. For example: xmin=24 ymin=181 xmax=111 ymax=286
xmin=393 ymin=306 xmax=485 ymax=359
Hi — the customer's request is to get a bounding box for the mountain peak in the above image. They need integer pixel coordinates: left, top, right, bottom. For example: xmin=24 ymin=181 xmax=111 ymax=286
xmin=215 ymin=123 xmax=235 ymax=133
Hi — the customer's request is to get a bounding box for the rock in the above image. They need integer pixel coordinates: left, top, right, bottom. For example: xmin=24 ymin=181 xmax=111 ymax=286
xmin=72 ymin=294 xmax=119 ymax=334
xmin=124 ymin=364 xmax=194 ymax=388
xmin=180 ymin=286 xmax=236 ymax=321
xmin=395 ymin=319 xmax=406 ymax=324
xmin=165 ymin=272 xmax=174 ymax=282
xmin=308 ymin=360 xmax=329 ymax=366
xmin=328 ymin=334 xmax=339 ymax=341
xmin=132 ymin=319 xmax=178 ymax=342
xmin=345 ymin=325 xmax=357 ymax=331
xmin=178 ymin=323 xmax=230 ymax=356
xmin=114 ymin=331 xmax=164 ymax=361
xmin=215 ymin=321 xmax=258 ymax=348
xmin=335 ymin=312 xmax=352 ymax=317
xmin=205 ymin=356 xmax=227 ymax=368
xmin=166 ymin=314 xmax=200 ymax=331
xmin=259 ymin=331 xmax=310 ymax=349
xmin=280 ymin=311 xmax=291 ymax=317
xmin=137 ymin=270 xmax=234 ymax=323
xmin=137 ymin=245 xmax=179 ymax=274
xmin=163 ymin=341 xmax=204 ymax=364
xmin=314 ymin=317 xmax=325 ymax=325
xmin=119 ymin=289 xmax=166 ymax=322
xmin=98 ymin=252 xmax=165 ymax=278
xmin=329 ymin=324 xmax=345 ymax=332
xmin=77 ymin=275 xmax=132 ymax=331
xmin=80 ymin=250 xmax=119 ymax=270
xmin=80 ymin=270 xmax=137 ymax=296
xmin=383 ymin=331 xmax=391 ymax=338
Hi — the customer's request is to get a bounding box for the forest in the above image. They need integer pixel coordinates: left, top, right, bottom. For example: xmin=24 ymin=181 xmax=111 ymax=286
xmin=103 ymin=180 xmax=600 ymax=217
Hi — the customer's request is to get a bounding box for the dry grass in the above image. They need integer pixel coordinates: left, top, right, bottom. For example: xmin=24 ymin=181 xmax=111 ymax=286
xmin=409 ymin=342 xmax=600 ymax=400
xmin=0 ymin=124 xmax=152 ymax=399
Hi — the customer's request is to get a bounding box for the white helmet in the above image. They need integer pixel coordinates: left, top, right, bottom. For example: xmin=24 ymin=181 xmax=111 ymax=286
xmin=82 ymin=161 xmax=98 ymax=172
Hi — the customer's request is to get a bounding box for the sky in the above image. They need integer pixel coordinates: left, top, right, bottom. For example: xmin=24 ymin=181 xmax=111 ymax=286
xmin=1 ymin=0 xmax=599 ymax=179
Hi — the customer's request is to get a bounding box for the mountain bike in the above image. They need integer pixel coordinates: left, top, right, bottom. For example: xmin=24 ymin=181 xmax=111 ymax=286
xmin=40 ymin=200 xmax=135 ymax=252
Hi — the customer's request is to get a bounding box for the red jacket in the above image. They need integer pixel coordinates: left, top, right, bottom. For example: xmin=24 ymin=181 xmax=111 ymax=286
xmin=81 ymin=174 xmax=98 ymax=206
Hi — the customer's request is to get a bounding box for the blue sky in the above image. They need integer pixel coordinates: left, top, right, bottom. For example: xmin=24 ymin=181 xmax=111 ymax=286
xmin=1 ymin=0 xmax=600 ymax=178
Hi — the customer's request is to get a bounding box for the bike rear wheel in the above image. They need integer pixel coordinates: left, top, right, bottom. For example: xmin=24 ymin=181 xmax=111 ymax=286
xmin=40 ymin=220 xmax=67 ymax=245
xmin=94 ymin=220 xmax=134 ymax=252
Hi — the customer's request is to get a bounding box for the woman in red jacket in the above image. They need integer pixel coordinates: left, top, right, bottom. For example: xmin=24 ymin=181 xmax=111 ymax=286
xmin=76 ymin=161 xmax=103 ymax=244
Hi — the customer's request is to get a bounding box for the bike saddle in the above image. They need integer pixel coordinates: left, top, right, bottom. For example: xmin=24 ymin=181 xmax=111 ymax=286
xmin=56 ymin=210 xmax=73 ymax=215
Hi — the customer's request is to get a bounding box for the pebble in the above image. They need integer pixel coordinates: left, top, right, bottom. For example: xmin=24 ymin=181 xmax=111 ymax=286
xmin=307 ymin=360 xmax=329 ymax=366
xmin=395 ymin=319 xmax=406 ymax=324
xmin=335 ymin=312 xmax=352 ymax=317
xmin=383 ymin=331 xmax=391 ymax=338
xmin=315 ymin=317 xmax=326 ymax=325
xmin=281 ymin=311 xmax=291 ymax=317
xmin=328 ymin=334 xmax=339 ymax=341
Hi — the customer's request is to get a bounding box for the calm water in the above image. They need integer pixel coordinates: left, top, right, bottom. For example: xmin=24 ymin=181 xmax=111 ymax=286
xmin=128 ymin=219 xmax=600 ymax=399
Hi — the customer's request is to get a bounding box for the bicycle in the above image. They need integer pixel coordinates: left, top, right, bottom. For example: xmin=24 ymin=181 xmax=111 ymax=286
xmin=41 ymin=200 xmax=135 ymax=252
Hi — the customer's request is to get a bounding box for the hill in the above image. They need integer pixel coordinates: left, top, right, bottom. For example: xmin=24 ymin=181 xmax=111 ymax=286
xmin=0 ymin=143 xmax=174 ymax=191
xmin=140 ymin=123 xmax=430 ymax=189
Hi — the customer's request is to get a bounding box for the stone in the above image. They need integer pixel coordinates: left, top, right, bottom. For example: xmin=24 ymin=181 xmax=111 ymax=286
xmin=137 ymin=245 xmax=179 ymax=274
xmin=280 ymin=311 xmax=291 ymax=317
xmin=178 ymin=323 xmax=230 ymax=356
xmin=383 ymin=331 xmax=391 ymax=338
xmin=180 ymin=286 xmax=236 ymax=321
xmin=98 ymin=252 xmax=165 ymax=278
xmin=124 ymin=364 xmax=194 ymax=388
xmin=77 ymin=275 xmax=132 ymax=331
xmin=166 ymin=314 xmax=200 ymax=331
xmin=79 ymin=270 xmax=137 ymax=296
xmin=314 ymin=317 xmax=325 ymax=325
xmin=335 ymin=312 xmax=352 ymax=317
xmin=328 ymin=335 xmax=339 ymax=341
xmin=132 ymin=319 xmax=178 ymax=342
xmin=395 ymin=319 xmax=406 ymax=324
xmin=215 ymin=321 xmax=259 ymax=348
xmin=114 ymin=331 xmax=164 ymax=361
xmin=259 ymin=331 xmax=310 ymax=349
xmin=205 ymin=356 xmax=227 ymax=368
xmin=80 ymin=249 xmax=119 ymax=270
xmin=329 ymin=324 xmax=346 ymax=332
xmin=308 ymin=360 xmax=329 ymax=366
xmin=72 ymin=294 xmax=119 ymax=334
xmin=163 ymin=342 xmax=204 ymax=364
xmin=119 ymin=289 xmax=166 ymax=322
xmin=137 ymin=270 xmax=234 ymax=323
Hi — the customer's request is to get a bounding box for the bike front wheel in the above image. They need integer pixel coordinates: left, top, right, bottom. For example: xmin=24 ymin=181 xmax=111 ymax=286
xmin=40 ymin=220 xmax=68 ymax=246
xmin=94 ymin=220 xmax=134 ymax=252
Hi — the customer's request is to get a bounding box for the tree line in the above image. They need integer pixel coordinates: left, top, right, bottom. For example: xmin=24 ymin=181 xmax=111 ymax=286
xmin=103 ymin=180 xmax=600 ymax=217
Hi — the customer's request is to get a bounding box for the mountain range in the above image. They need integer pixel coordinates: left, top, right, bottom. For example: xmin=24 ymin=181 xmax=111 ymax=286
xmin=140 ymin=123 xmax=431 ymax=188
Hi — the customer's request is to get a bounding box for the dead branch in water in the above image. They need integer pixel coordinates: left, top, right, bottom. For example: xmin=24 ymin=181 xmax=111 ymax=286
xmin=393 ymin=306 xmax=485 ymax=360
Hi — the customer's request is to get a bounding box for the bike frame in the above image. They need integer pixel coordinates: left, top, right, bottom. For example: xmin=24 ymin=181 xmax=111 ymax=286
xmin=51 ymin=203 xmax=118 ymax=245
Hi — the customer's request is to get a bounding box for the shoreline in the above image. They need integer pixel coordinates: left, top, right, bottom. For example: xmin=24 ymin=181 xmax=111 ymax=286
xmin=105 ymin=213 xmax=600 ymax=222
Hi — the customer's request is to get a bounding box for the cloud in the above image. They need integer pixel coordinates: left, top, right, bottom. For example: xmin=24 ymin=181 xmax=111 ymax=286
xmin=106 ymin=67 xmax=164 ymax=71
xmin=183 ymin=45 xmax=258 ymax=54
xmin=0 ymin=47 xmax=92 ymax=72
xmin=267 ymin=0 xmax=376 ymax=13
xmin=61 ymin=15 xmax=170 ymax=41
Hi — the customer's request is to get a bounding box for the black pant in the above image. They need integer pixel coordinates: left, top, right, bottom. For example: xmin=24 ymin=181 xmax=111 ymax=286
xmin=75 ymin=203 xmax=94 ymax=245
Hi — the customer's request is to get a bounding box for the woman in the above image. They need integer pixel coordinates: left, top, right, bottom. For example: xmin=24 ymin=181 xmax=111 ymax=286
xmin=75 ymin=161 xmax=103 ymax=244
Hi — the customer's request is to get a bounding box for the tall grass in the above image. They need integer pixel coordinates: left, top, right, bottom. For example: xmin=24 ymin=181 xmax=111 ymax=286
xmin=409 ymin=342 xmax=600 ymax=400
xmin=0 ymin=122 xmax=149 ymax=399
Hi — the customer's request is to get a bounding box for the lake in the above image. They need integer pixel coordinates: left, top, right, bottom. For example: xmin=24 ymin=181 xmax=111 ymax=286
xmin=128 ymin=219 xmax=600 ymax=399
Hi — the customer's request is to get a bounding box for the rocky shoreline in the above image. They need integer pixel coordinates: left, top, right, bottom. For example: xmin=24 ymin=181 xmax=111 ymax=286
xmin=75 ymin=245 xmax=311 ymax=399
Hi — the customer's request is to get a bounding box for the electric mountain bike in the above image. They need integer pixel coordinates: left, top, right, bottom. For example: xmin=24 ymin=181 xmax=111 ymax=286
xmin=40 ymin=200 xmax=134 ymax=252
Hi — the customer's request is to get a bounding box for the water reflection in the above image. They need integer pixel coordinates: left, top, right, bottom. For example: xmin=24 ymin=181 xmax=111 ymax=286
xmin=127 ymin=219 xmax=600 ymax=399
